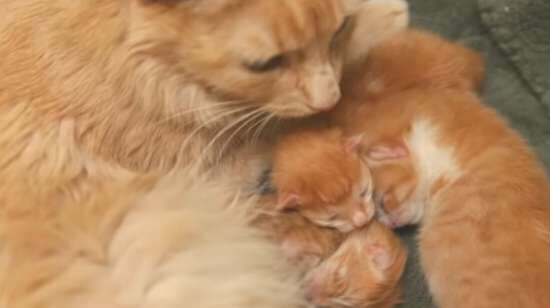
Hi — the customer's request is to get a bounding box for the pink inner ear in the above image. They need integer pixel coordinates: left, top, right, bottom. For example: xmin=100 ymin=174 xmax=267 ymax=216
xmin=344 ymin=134 xmax=364 ymax=154
xmin=276 ymin=193 xmax=301 ymax=211
xmin=367 ymin=142 xmax=408 ymax=161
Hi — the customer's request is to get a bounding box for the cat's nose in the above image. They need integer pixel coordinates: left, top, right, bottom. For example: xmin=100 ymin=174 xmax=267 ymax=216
xmin=308 ymin=75 xmax=341 ymax=111
xmin=310 ymin=92 xmax=340 ymax=112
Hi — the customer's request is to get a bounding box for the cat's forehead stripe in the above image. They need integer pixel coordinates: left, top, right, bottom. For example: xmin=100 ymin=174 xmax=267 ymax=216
xmin=268 ymin=0 xmax=345 ymax=52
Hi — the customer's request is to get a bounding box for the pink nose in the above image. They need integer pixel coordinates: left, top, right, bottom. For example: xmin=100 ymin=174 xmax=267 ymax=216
xmin=309 ymin=89 xmax=341 ymax=112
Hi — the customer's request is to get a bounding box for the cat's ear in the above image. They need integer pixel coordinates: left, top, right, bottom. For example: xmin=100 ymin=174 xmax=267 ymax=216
xmin=276 ymin=193 xmax=301 ymax=211
xmin=367 ymin=243 xmax=394 ymax=272
xmin=366 ymin=141 xmax=408 ymax=162
xmin=343 ymin=134 xmax=364 ymax=154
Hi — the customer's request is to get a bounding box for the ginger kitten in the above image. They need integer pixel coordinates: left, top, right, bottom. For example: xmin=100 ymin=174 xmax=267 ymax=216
xmin=332 ymin=29 xmax=550 ymax=308
xmin=272 ymin=126 xmax=376 ymax=232
xmin=253 ymin=198 xmax=407 ymax=308
xmin=306 ymin=221 xmax=407 ymax=308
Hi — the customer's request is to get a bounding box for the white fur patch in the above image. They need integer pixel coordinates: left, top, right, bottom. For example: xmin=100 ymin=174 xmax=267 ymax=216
xmin=404 ymin=119 xmax=461 ymax=223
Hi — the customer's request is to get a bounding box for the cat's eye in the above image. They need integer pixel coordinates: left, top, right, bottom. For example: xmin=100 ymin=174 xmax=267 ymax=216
xmin=245 ymin=54 xmax=285 ymax=73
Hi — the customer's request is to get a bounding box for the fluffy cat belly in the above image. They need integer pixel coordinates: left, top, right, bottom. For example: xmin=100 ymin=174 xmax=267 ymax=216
xmin=0 ymin=170 xmax=303 ymax=308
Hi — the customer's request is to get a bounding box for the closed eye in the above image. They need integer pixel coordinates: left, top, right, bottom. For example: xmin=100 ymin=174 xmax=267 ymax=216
xmin=244 ymin=54 xmax=285 ymax=73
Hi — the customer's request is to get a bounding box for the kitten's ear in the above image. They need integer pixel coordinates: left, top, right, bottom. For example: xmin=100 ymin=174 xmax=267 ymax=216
xmin=366 ymin=141 xmax=408 ymax=162
xmin=343 ymin=134 xmax=364 ymax=154
xmin=276 ymin=193 xmax=301 ymax=211
xmin=367 ymin=244 xmax=394 ymax=272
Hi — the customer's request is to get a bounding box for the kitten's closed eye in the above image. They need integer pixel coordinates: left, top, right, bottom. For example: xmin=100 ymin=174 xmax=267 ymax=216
xmin=245 ymin=54 xmax=286 ymax=73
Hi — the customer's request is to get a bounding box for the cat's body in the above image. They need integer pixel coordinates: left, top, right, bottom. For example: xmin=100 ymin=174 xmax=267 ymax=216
xmin=333 ymin=29 xmax=550 ymax=308
xmin=0 ymin=169 xmax=305 ymax=308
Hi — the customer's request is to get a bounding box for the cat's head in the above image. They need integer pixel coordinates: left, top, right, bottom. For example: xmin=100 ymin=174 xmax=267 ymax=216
xmin=127 ymin=0 xmax=409 ymax=119
xmin=362 ymin=140 xmax=420 ymax=229
xmin=273 ymin=129 xmax=375 ymax=232
xmin=305 ymin=221 xmax=406 ymax=307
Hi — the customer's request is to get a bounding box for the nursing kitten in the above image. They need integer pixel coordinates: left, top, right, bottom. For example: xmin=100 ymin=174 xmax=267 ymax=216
xmin=253 ymin=198 xmax=407 ymax=308
xmin=272 ymin=126 xmax=376 ymax=232
xmin=333 ymin=29 xmax=550 ymax=307
xmin=306 ymin=221 xmax=407 ymax=308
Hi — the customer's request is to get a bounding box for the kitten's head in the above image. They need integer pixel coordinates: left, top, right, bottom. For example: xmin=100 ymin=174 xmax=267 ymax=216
xmin=129 ymin=0 xmax=360 ymax=118
xmin=273 ymin=128 xmax=375 ymax=232
xmin=362 ymin=140 xmax=420 ymax=229
xmin=305 ymin=221 xmax=406 ymax=307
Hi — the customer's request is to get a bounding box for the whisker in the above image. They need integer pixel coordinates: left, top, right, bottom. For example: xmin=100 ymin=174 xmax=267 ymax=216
xmin=252 ymin=112 xmax=276 ymax=145
xmin=156 ymin=100 xmax=244 ymax=125
xmin=197 ymin=108 xmax=264 ymax=169
xmin=178 ymin=105 xmax=253 ymax=158
xmin=215 ymin=109 xmax=267 ymax=166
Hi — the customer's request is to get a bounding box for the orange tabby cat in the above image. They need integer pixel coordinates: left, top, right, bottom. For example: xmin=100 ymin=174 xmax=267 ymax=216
xmin=0 ymin=0 xmax=409 ymax=180
xmin=332 ymin=29 xmax=550 ymax=307
xmin=0 ymin=1 xmax=412 ymax=308
xmin=272 ymin=126 xmax=376 ymax=232
xmin=305 ymin=221 xmax=407 ymax=308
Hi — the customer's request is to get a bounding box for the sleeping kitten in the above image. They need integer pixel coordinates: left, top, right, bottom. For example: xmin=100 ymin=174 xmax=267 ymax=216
xmin=305 ymin=221 xmax=407 ymax=308
xmin=332 ymin=29 xmax=550 ymax=308
xmin=253 ymin=198 xmax=407 ymax=308
xmin=272 ymin=126 xmax=376 ymax=232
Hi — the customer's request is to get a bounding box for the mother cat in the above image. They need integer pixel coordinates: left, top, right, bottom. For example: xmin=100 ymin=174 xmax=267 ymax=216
xmin=0 ymin=0 xmax=408 ymax=308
